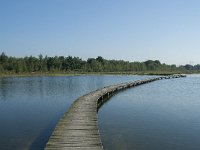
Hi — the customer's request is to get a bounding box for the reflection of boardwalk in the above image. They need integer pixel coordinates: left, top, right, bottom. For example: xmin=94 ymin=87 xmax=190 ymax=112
xmin=45 ymin=75 xmax=186 ymax=150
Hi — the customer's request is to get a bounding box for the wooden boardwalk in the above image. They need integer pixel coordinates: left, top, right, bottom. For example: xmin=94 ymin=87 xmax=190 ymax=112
xmin=45 ymin=74 xmax=186 ymax=150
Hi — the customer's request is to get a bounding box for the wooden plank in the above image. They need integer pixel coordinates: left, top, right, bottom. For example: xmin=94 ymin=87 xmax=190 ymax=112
xmin=45 ymin=74 xmax=186 ymax=150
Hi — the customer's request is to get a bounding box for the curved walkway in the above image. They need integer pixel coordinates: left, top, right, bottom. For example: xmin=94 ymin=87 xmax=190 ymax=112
xmin=45 ymin=75 xmax=186 ymax=150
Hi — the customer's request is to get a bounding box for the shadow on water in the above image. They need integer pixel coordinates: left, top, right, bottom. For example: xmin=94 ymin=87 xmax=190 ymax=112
xmin=29 ymin=110 xmax=65 ymax=150
xmin=97 ymin=84 xmax=142 ymax=111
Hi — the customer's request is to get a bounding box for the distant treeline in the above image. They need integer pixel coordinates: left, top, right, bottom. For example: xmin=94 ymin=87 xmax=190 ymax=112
xmin=0 ymin=52 xmax=198 ymax=74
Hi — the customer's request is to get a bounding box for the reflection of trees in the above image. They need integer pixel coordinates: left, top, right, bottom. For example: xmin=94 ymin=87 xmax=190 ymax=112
xmin=0 ymin=78 xmax=9 ymax=101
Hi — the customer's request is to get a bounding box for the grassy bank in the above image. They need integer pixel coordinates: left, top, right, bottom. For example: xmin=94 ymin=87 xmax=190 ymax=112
xmin=0 ymin=70 xmax=190 ymax=78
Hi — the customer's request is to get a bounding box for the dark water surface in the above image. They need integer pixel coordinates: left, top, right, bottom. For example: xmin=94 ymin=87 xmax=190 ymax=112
xmin=0 ymin=75 xmax=148 ymax=150
xmin=98 ymin=75 xmax=200 ymax=150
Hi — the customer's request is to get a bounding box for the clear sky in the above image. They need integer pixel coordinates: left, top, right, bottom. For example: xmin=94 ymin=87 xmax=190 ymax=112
xmin=0 ymin=0 xmax=200 ymax=65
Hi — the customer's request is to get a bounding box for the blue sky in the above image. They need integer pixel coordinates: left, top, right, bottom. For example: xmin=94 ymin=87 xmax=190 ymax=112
xmin=0 ymin=0 xmax=200 ymax=65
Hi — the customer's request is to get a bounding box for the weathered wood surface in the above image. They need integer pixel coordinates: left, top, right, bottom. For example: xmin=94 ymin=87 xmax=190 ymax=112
xmin=45 ymin=74 xmax=186 ymax=150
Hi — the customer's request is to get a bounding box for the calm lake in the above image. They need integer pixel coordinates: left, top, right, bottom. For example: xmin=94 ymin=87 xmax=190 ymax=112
xmin=0 ymin=75 xmax=147 ymax=150
xmin=0 ymin=75 xmax=200 ymax=150
xmin=98 ymin=74 xmax=200 ymax=150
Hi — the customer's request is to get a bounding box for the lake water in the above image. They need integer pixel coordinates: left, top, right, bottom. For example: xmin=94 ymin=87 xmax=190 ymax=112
xmin=0 ymin=75 xmax=148 ymax=150
xmin=98 ymin=75 xmax=200 ymax=150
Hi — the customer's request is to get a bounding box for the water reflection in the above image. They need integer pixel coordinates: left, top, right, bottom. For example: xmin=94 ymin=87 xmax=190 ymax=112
xmin=0 ymin=75 xmax=146 ymax=150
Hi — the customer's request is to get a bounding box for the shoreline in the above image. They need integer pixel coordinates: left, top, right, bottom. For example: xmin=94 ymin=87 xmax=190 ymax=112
xmin=0 ymin=71 xmax=190 ymax=78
